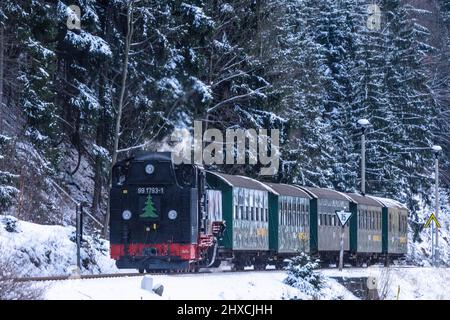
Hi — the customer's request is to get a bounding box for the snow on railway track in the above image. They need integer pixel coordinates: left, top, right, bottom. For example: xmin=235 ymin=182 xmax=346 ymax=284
xmin=12 ymin=264 xmax=418 ymax=283
xmin=11 ymin=268 xmax=283 ymax=283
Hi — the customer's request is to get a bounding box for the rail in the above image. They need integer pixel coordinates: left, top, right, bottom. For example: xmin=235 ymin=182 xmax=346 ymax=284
xmin=10 ymin=268 xmax=284 ymax=282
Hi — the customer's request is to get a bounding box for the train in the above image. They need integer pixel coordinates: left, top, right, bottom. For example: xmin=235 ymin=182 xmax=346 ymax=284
xmin=109 ymin=152 xmax=408 ymax=272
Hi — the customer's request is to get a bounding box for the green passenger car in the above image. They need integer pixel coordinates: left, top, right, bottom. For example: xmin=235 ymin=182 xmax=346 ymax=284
xmin=206 ymin=171 xmax=270 ymax=252
xmin=368 ymin=196 xmax=408 ymax=257
xmin=296 ymin=187 xmax=352 ymax=259
xmin=263 ymin=183 xmax=312 ymax=255
xmin=346 ymin=193 xmax=383 ymax=262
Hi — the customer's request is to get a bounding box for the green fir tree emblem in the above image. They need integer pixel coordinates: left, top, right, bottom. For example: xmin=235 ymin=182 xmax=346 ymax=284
xmin=140 ymin=194 xmax=158 ymax=218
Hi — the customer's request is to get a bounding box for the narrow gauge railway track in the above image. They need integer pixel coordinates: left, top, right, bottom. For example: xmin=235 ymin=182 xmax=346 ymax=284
xmin=11 ymin=268 xmax=284 ymax=283
xmin=11 ymin=264 xmax=418 ymax=283
xmin=12 ymin=272 xmax=144 ymax=283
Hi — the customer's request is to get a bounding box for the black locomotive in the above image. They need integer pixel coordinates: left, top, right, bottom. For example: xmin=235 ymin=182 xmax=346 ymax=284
xmin=110 ymin=152 xmax=223 ymax=272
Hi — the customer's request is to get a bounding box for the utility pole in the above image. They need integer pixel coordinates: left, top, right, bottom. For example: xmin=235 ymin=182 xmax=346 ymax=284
xmin=357 ymin=119 xmax=370 ymax=195
xmin=432 ymin=145 xmax=441 ymax=266
xmin=431 ymin=222 xmax=434 ymax=266
xmin=361 ymin=132 xmax=366 ymax=195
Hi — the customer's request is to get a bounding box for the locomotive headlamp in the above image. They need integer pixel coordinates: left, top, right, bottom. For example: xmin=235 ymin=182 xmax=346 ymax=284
xmin=122 ymin=210 xmax=132 ymax=220
xmin=168 ymin=210 xmax=177 ymax=220
xmin=145 ymin=164 xmax=155 ymax=175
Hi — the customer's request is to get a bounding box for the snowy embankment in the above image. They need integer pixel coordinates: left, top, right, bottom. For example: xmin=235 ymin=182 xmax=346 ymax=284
xmin=45 ymin=271 xmax=356 ymax=300
xmin=2 ymin=216 xmax=450 ymax=300
xmin=322 ymin=266 xmax=450 ymax=300
xmin=0 ymin=215 xmax=355 ymax=300
xmin=0 ymin=216 xmax=117 ymax=277
xmin=43 ymin=267 xmax=450 ymax=300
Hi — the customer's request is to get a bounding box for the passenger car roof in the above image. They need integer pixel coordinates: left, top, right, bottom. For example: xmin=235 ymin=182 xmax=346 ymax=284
xmin=206 ymin=171 xmax=275 ymax=193
xmin=296 ymin=186 xmax=353 ymax=201
xmin=367 ymin=195 xmax=408 ymax=209
xmin=346 ymin=193 xmax=384 ymax=207
xmin=263 ymin=183 xmax=312 ymax=199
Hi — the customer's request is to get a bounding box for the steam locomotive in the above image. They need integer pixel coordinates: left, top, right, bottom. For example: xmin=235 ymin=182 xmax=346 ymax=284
xmin=109 ymin=152 xmax=407 ymax=272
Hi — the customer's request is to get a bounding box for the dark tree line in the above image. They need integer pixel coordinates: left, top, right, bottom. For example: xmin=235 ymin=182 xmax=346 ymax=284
xmin=0 ymin=0 xmax=449 ymax=229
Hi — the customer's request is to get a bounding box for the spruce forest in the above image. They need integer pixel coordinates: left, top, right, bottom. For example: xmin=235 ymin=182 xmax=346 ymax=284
xmin=1 ymin=0 xmax=449 ymax=231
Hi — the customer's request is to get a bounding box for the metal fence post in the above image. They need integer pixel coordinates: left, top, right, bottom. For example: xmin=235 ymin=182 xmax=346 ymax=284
xmin=76 ymin=203 xmax=81 ymax=270
xmin=339 ymin=224 xmax=345 ymax=271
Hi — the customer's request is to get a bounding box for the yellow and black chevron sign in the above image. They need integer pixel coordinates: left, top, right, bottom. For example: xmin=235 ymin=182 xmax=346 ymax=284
xmin=424 ymin=213 xmax=441 ymax=229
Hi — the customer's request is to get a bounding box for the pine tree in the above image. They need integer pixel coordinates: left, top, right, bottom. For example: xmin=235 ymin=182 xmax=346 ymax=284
xmin=283 ymin=252 xmax=323 ymax=297
xmin=0 ymin=134 xmax=18 ymax=212
xmin=140 ymin=194 xmax=158 ymax=218
xmin=18 ymin=1 xmax=58 ymax=156
xmin=0 ymin=0 xmax=448 ymax=226
xmin=272 ymin=0 xmax=334 ymax=187
xmin=315 ymin=0 xmax=365 ymax=192
xmin=352 ymin=1 xmax=398 ymax=196
xmin=379 ymin=1 xmax=438 ymax=205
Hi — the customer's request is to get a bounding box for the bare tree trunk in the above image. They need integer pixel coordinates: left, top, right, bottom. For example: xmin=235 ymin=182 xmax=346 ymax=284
xmin=256 ymin=0 xmax=262 ymax=58
xmin=92 ymin=120 xmax=103 ymax=216
xmin=103 ymin=1 xmax=134 ymax=237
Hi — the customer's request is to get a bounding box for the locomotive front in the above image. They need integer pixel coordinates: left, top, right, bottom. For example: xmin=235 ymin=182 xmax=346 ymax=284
xmin=109 ymin=152 xmax=212 ymax=272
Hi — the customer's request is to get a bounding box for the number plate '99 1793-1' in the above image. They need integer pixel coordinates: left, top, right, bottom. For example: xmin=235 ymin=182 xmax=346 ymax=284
xmin=137 ymin=187 xmax=164 ymax=195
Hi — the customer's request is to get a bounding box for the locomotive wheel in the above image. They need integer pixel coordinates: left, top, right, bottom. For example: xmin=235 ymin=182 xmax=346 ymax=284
xmin=232 ymin=263 xmax=244 ymax=271
xmin=211 ymin=259 xmax=222 ymax=268
xmin=187 ymin=264 xmax=199 ymax=273
xmin=274 ymin=262 xmax=284 ymax=270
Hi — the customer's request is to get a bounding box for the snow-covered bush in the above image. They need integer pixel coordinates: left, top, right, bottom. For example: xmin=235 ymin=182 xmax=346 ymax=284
xmin=3 ymin=215 xmax=18 ymax=233
xmin=283 ymin=252 xmax=324 ymax=298
xmin=0 ymin=246 xmax=45 ymax=300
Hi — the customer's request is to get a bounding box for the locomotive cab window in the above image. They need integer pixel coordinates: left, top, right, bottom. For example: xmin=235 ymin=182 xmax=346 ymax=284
xmin=112 ymin=165 xmax=128 ymax=186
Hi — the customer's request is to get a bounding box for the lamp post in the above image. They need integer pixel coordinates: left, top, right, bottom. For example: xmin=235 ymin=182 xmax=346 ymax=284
xmin=358 ymin=119 xmax=370 ymax=195
xmin=431 ymin=145 xmax=442 ymax=266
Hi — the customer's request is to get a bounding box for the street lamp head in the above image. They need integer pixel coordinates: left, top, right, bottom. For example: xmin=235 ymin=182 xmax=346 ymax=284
xmin=357 ymin=118 xmax=370 ymax=128
xmin=432 ymin=145 xmax=442 ymax=154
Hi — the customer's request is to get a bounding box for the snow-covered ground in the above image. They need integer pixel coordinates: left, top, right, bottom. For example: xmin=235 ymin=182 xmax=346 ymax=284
xmin=44 ymin=271 xmax=356 ymax=300
xmin=0 ymin=215 xmax=117 ymax=277
xmin=42 ymin=266 xmax=450 ymax=300
xmin=2 ymin=215 xmax=450 ymax=300
xmin=323 ymin=266 xmax=450 ymax=300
